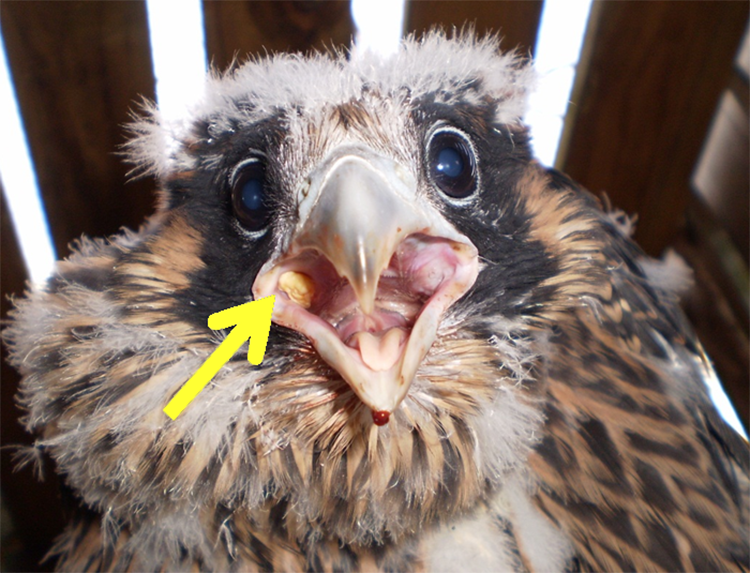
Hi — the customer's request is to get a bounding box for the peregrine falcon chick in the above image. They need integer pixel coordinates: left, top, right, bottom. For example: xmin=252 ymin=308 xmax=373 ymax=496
xmin=5 ymin=32 xmax=749 ymax=572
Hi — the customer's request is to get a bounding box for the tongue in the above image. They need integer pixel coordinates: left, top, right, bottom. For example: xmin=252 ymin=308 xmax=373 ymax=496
xmin=350 ymin=328 xmax=407 ymax=371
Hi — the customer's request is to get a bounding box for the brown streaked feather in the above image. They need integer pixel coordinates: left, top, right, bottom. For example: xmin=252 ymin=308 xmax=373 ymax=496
xmin=520 ymin=170 xmax=749 ymax=572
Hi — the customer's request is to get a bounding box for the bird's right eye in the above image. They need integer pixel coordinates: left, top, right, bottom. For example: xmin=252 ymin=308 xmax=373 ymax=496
xmin=231 ymin=158 xmax=271 ymax=233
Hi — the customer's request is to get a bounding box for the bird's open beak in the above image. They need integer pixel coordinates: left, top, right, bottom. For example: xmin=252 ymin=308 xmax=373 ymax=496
xmin=253 ymin=146 xmax=478 ymax=424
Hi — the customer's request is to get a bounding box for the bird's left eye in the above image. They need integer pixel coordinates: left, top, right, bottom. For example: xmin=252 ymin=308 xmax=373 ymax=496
xmin=231 ymin=158 xmax=271 ymax=232
xmin=427 ymin=128 xmax=478 ymax=200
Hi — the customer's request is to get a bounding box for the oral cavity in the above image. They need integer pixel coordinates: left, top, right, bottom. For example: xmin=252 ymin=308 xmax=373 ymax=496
xmin=253 ymin=232 xmax=480 ymax=417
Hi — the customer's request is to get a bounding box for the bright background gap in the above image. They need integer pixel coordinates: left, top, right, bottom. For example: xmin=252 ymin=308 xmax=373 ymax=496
xmin=351 ymin=0 xmax=406 ymax=57
xmin=145 ymin=0 xmax=208 ymax=124
xmin=705 ymin=363 xmax=747 ymax=439
xmin=525 ymin=0 xmax=594 ymax=167
xmin=0 ymin=27 xmax=57 ymax=286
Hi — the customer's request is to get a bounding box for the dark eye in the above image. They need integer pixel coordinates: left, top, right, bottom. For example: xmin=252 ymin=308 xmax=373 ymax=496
xmin=231 ymin=158 xmax=271 ymax=232
xmin=427 ymin=129 xmax=478 ymax=199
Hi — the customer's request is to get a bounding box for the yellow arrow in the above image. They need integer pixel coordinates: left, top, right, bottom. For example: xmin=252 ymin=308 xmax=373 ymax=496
xmin=163 ymin=296 xmax=275 ymax=420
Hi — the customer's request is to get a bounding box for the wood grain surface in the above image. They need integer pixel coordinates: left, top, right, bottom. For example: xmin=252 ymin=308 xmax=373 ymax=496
xmin=1 ymin=1 xmax=157 ymax=255
xmin=406 ymin=0 xmax=543 ymax=56
xmin=560 ymin=0 xmax=748 ymax=257
xmin=203 ymin=1 xmax=355 ymax=70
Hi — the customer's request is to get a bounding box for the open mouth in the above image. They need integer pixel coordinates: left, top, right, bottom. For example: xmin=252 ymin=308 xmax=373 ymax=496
xmin=252 ymin=148 xmax=478 ymax=424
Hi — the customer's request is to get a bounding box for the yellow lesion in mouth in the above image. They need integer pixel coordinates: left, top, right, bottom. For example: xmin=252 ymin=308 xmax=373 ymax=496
xmin=279 ymin=271 xmax=316 ymax=309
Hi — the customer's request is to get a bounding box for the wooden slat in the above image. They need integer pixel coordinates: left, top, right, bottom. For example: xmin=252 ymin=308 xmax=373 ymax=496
xmin=0 ymin=1 xmax=157 ymax=258
xmin=203 ymin=1 xmax=355 ymax=71
xmin=1 ymin=189 xmax=62 ymax=572
xmin=406 ymin=1 xmax=543 ymax=56
xmin=692 ymin=90 xmax=749 ymax=262
xmin=559 ymin=1 xmax=748 ymax=256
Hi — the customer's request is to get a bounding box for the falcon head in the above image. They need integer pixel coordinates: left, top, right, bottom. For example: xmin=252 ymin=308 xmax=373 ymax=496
xmin=8 ymin=31 xmax=746 ymax=570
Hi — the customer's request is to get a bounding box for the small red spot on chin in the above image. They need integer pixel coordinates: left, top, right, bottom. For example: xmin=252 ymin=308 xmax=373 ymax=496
xmin=372 ymin=410 xmax=390 ymax=426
